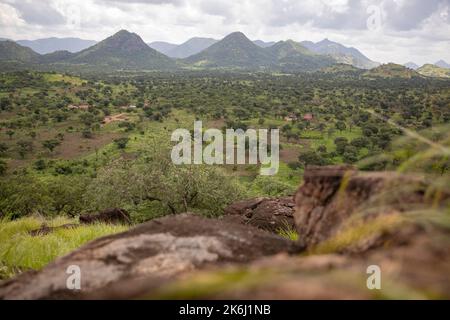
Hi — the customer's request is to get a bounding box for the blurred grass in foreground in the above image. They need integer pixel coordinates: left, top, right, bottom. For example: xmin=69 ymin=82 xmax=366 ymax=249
xmin=0 ymin=216 xmax=128 ymax=279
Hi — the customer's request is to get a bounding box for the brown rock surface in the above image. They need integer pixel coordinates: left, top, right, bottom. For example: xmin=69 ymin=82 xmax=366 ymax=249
xmin=0 ymin=214 xmax=298 ymax=300
xmin=223 ymin=197 xmax=295 ymax=233
xmin=293 ymin=165 xmax=431 ymax=249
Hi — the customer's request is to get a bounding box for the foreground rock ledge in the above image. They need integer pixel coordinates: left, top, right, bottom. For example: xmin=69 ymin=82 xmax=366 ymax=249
xmin=0 ymin=214 xmax=298 ymax=300
xmin=223 ymin=196 xmax=295 ymax=232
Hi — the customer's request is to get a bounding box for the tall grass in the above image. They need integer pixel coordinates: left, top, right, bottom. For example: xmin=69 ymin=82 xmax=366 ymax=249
xmin=0 ymin=217 xmax=128 ymax=279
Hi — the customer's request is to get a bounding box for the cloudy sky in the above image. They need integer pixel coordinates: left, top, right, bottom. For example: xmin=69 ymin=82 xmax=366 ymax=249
xmin=0 ymin=0 xmax=449 ymax=65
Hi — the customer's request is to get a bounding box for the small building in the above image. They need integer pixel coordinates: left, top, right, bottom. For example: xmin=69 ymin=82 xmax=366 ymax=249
xmin=284 ymin=114 xmax=298 ymax=122
xmin=303 ymin=113 xmax=314 ymax=121
xmin=120 ymin=105 xmax=137 ymax=110
xmin=68 ymin=104 xmax=90 ymax=110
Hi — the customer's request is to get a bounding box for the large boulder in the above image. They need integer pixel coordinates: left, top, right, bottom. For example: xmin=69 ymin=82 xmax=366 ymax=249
xmin=0 ymin=214 xmax=298 ymax=300
xmin=223 ymin=197 xmax=295 ymax=233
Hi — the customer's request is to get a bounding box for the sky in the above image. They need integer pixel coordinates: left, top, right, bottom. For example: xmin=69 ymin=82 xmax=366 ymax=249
xmin=0 ymin=0 xmax=449 ymax=65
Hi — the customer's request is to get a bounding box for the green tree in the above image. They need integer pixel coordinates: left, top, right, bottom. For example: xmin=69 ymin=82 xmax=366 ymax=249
xmin=42 ymin=139 xmax=61 ymax=154
xmin=0 ymin=160 xmax=7 ymax=176
xmin=17 ymin=140 xmax=33 ymax=159
xmin=0 ymin=143 xmax=8 ymax=156
xmin=334 ymin=137 xmax=348 ymax=155
xmin=6 ymin=130 xmax=15 ymax=140
xmin=298 ymin=150 xmax=328 ymax=167
xmin=114 ymin=137 xmax=129 ymax=149
xmin=335 ymin=121 xmax=347 ymax=132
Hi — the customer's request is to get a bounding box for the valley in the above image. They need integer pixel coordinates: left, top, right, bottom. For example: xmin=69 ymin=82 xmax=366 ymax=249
xmin=0 ymin=26 xmax=449 ymax=301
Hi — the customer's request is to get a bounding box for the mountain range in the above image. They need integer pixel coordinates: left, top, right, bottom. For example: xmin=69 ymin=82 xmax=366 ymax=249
xmin=16 ymin=37 xmax=97 ymax=54
xmin=301 ymin=39 xmax=379 ymax=69
xmin=417 ymin=64 xmax=450 ymax=78
xmin=1 ymin=30 xmax=449 ymax=75
xmin=148 ymin=38 xmax=275 ymax=58
xmin=435 ymin=60 xmax=450 ymax=69
xmin=149 ymin=38 xmax=218 ymax=59
xmin=404 ymin=62 xmax=420 ymax=70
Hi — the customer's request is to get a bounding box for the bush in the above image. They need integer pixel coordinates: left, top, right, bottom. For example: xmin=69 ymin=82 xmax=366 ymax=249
xmin=0 ymin=160 xmax=6 ymax=176
xmin=0 ymin=175 xmax=89 ymax=218
xmin=83 ymin=144 xmax=246 ymax=218
xmin=298 ymin=150 xmax=329 ymax=167
xmin=251 ymin=176 xmax=296 ymax=196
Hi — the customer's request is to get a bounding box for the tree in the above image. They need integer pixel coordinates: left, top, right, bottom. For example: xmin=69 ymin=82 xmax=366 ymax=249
xmin=34 ymin=159 xmax=47 ymax=171
xmin=0 ymin=160 xmax=6 ymax=176
xmin=114 ymin=137 xmax=129 ymax=149
xmin=82 ymin=129 xmax=93 ymax=139
xmin=0 ymin=143 xmax=8 ymax=156
xmin=6 ymin=130 xmax=15 ymax=140
xmin=298 ymin=150 xmax=328 ymax=167
xmin=17 ymin=140 xmax=33 ymax=159
xmin=0 ymin=97 xmax=11 ymax=111
xmin=335 ymin=121 xmax=347 ymax=132
xmin=42 ymin=139 xmax=61 ymax=154
xmin=343 ymin=145 xmax=358 ymax=163
xmin=334 ymin=137 xmax=349 ymax=155
xmin=84 ymin=143 xmax=246 ymax=218
xmin=317 ymin=145 xmax=327 ymax=153
xmin=351 ymin=137 xmax=370 ymax=149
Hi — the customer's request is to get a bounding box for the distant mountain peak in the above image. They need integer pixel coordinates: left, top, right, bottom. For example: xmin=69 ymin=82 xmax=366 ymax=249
xmin=404 ymin=62 xmax=419 ymax=70
xmin=97 ymin=30 xmax=150 ymax=52
xmin=418 ymin=63 xmax=450 ymax=78
xmin=228 ymin=31 xmax=246 ymax=37
xmin=301 ymin=39 xmax=379 ymax=69
xmin=70 ymin=29 xmax=175 ymax=70
xmin=183 ymin=31 xmax=274 ymax=68
xmin=435 ymin=60 xmax=450 ymax=69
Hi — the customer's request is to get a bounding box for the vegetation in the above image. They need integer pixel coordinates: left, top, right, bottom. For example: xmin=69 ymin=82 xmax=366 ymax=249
xmin=0 ymin=65 xmax=448 ymax=280
xmin=0 ymin=216 xmax=128 ymax=279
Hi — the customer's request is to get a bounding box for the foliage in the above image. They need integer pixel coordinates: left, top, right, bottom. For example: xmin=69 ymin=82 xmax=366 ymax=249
xmin=0 ymin=216 xmax=128 ymax=279
xmin=84 ymin=143 xmax=246 ymax=218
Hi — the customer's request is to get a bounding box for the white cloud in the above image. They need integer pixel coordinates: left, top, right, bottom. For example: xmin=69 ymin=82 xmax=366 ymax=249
xmin=0 ymin=0 xmax=448 ymax=65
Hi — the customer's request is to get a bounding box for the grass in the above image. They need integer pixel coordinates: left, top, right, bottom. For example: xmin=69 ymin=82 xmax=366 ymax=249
xmin=310 ymin=214 xmax=404 ymax=255
xmin=277 ymin=224 xmax=299 ymax=241
xmin=0 ymin=216 xmax=128 ymax=279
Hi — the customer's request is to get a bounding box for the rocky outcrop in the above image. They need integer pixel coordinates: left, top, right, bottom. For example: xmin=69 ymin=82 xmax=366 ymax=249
xmin=0 ymin=214 xmax=298 ymax=300
xmin=223 ymin=197 xmax=295 ymax=233
xmin=293 ymin=165 xmax=432 ymax=249
xmin=80 ymin=208 xmax=131 ymax=225
xmin=2 ymin=166 xmax=449 ymax=300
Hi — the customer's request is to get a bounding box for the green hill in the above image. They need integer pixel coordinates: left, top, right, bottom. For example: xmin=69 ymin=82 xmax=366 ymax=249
xmin=183 ymin=32 xmax=276 ymax=69
xmin=39 ymin=50 xmax=74 ymax=64
xmin=363 ymin=63 xmax=422 ymax=79
xmin=267 ymin=40 xmax=335 ymax=72
xmin=70 ymin=30 xmax=176 ymax=70
xmin=417 ymin=64 xmax=450 ymax=78
xmin=0 ymin=40 xmax=40 ymax=63
xmin=319 ymin=63 xmax=363 ymax=75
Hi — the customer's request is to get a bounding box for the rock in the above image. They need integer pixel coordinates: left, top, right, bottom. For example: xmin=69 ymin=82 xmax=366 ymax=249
xmin=223 ymin=197 xmax=295 ymax=233
xmin=157 ymin=228 xmax=450 ymax=299
xmin=79 ymin=208 xmax=131 ymax=225
xmin=293 ymin=165 xmax=430 ymax=249
xmin=224 ymin=197 xmax=267 ymax=216
xmin=29 ymin=223 xmax=80 ymax=237
xmin=0 ymin=214 xmax=298 ymax=300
